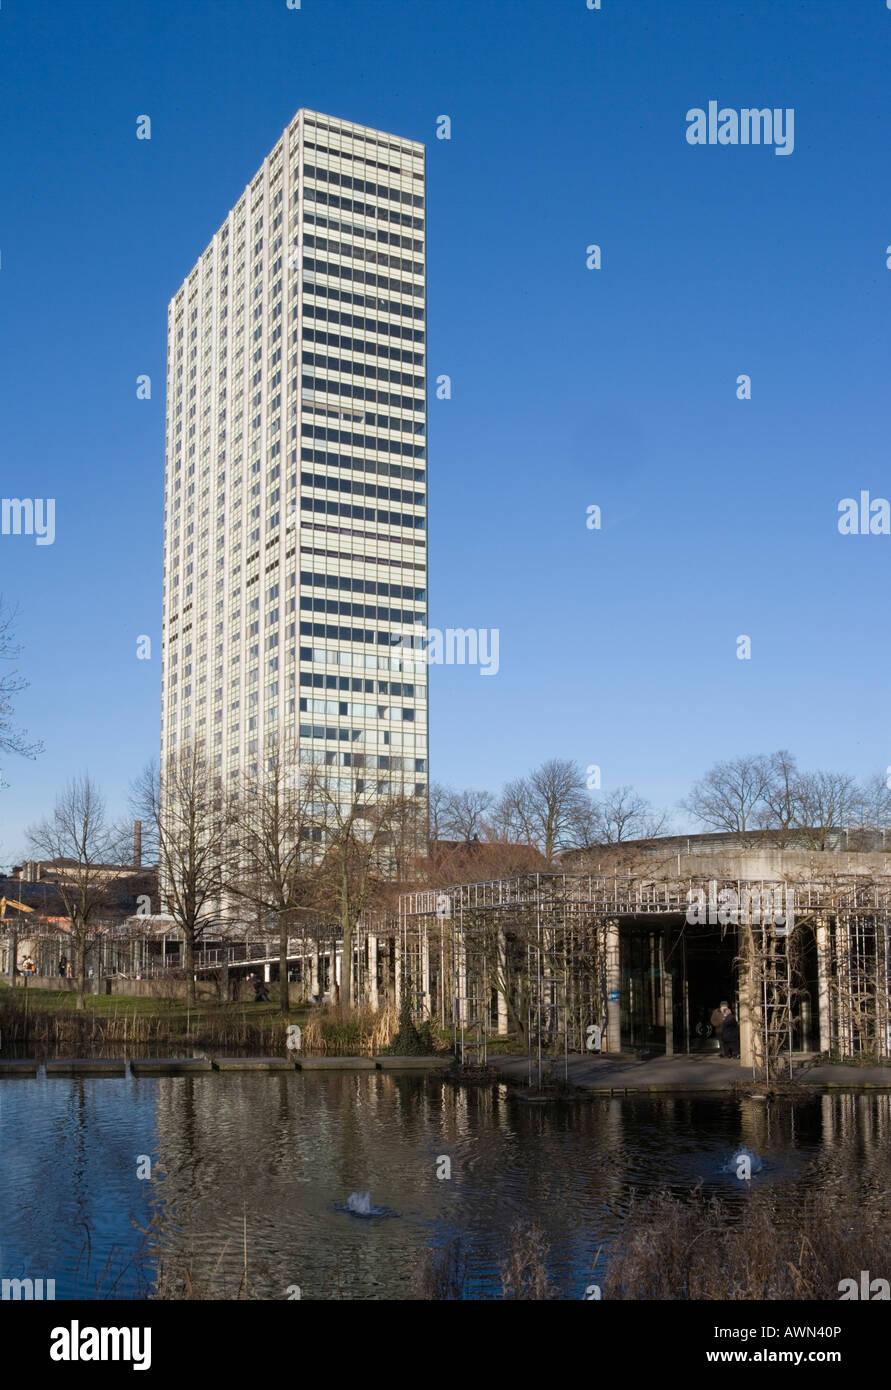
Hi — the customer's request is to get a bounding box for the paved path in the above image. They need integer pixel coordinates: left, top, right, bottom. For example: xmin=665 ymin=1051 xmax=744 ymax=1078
xmin=490 ymin=1053 xmax=891 ymax=1091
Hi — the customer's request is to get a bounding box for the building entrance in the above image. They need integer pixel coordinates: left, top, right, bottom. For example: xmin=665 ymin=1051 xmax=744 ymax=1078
xmin=619 ymin=917 xmax=739 ymax=1054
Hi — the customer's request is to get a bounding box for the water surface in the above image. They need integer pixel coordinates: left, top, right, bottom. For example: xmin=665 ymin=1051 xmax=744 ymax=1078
xmin=1 ymin=1074 xmax=888 ymax=1299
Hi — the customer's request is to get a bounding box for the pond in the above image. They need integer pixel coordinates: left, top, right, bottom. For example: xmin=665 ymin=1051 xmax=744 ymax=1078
xmin=1 ymin=1074 xmax=889 ymax=1299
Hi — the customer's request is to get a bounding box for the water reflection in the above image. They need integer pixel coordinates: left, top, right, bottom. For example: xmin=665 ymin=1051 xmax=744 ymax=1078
xmin=0 ymin=1075 xmax=890 ymax=1299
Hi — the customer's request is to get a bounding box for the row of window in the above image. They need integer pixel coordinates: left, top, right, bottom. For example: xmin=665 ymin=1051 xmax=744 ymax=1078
xmin=303 ymin=210 xmax=423 ymax=256
xmin=299 ymin=620 xmax=414 ymax=646
xmin=302 ymin=351 xmax=424 ymax=391
xmin=303 ymin=184 xmax=424 ymax=234
xmin=299 ymin=645 xmax=425 ymax=673
xmin=303 ymin=163 xmax=424 ymax=209
xmin=300 ymin=448 xmax=424 ymax=485
xmin=299 ymin=570 xmax=425 ymax=601
xmin=301 ymin=421 xmax=425 ymax=459
xmin=302 ymin=115 xmax=421 ymax=160
xmin=300 ymin=498 xmax=424 ymax=532
xmin=300 ymin=596 xmax=422 ymax=626
xmin=303 ymin=255 xmax=423 ymax=302
xmin=303 ymin=234 xmax=423 ymax=280
xmin=303 ymin=277 xmax=424 ymax=322
xmin=300 ymin=697 xmax=416 ymax=720
xmin=302 ymin=136 xmax=423 ymax=181
xmin=299 ymin=673 xmax=417 ymax=696
xmin=301 ymin=471 xmax=424 ymax=509
xmin=299 ymin=542 xmax=425 ymax=572
xmin=303 ymin=326 xmax=424 ymax=367
xmin=302 ymin=373 xmax=423 ymax=416
xmin=303 ymin=300 xmax=424 ymax=343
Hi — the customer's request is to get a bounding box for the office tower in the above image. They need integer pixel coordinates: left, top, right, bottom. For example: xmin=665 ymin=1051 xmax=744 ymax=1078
xmin=161 ymin=110 xmax=428 ymax=807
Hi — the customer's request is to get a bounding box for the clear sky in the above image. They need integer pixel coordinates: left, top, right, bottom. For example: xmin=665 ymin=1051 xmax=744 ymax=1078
xmin=1 ymin=0 xmax=890 ymax=863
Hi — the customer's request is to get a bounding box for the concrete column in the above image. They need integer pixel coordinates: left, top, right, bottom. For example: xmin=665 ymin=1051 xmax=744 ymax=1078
xmin=420 ymin=926 xmax=431 ymax=1019
xmin=816 ymin=917 xmax=831 ymax=1055
xmin=497 ymin=929 xmax=509 ymax=1037
xmin=310 ymin=947 xmax=319 ymax=998
xmin=604 ymin=919 xmax=621 ymax=1053
xmin=457 ymin=929 xmax=468 ymax=1027
xmin=263 ymin=961 xmax=271 ymax=983
xmin=662 ymin=929 xmax=674 ymax=1057
xmin=394 ymin=936 xmax=402 ymax=1008
xmin=739 ymin=963 xmax=753 ymax=1068
xmin=367 ymin=934 xmax=379 ymax=1010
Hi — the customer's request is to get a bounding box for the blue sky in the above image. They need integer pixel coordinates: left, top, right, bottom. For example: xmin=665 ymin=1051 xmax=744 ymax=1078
xmin=1 ymin=0 xmax=890 ymax=861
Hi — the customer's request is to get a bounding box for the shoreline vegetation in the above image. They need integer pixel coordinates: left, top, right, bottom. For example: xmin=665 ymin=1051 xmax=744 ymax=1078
xmin=413 ymin=1183 xmax=891 ymax=1300
xmin=0 ymin=983 xmax=457 ymax=1058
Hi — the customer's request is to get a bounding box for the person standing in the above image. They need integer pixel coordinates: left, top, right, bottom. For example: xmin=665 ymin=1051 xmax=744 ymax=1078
xmin=711 ymin=1002 xmax=726 ymax=1048
xmin=720 ymin=1003 xmax=740 ymax=1058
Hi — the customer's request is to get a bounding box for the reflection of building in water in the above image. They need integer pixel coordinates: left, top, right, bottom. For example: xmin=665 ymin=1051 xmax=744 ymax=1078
xmin=144 ymin=1075 xmax=891 ymax=1300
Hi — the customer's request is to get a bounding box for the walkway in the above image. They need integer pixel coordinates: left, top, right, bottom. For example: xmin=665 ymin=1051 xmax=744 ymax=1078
xmin=491 ymin=1053 xmax=891 ymax=1091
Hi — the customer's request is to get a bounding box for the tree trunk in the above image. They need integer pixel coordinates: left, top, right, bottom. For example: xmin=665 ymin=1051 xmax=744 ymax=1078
xmin=75 ymin=924 xmax=87 ymax=1011
xmin=279 ymin=913 xmax=290 ymax=1015
xmin=341 ymin=910 xmax=353 ymax=1010
xmin=184 ymin=931 xmax=196 ymax=1006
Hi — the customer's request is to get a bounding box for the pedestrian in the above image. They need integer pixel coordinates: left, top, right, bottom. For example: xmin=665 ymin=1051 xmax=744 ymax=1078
xmin=720 ymin=1003 xmax=740 ymax=1058
xmin=711 ymin=1001 xmax=726 ymax=1046
xmin=58 ymin=954 xmax=68 ymax=978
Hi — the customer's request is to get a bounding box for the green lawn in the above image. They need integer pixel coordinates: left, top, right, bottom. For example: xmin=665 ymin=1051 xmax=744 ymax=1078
xmin=0 ymin=981 xmax=310 ymax=1028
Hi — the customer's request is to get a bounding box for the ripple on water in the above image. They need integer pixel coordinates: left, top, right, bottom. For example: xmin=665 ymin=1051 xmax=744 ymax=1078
xmin=0 ymin=1075 xmax=888 ymax=1298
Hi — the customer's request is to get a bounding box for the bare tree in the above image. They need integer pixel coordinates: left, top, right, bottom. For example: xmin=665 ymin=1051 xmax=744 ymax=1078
xmin=314 ymin=767 xmax=422 ymax=1009
xmin=441 ymin=786 xmax=494 ymax=842
xmin=229 ymin=754 xmax=319 ymax=1015
xmin=134 ymin=751 xmax=231 ymax=1005
xmin=679 ymin=755 xmax=772 ymax=834
xmin=27 ymin=776 xmax=129 ymax=1008
xmin=795 ymin=771 xmax=861 ymax=850
xmin=493 ymin=759 xmax=586 ymax=860
xmin=0 ymin=597 xmax=42 ymax=786
xmin=853 ymin=772 xmax=891 ymax=829
xmin=592 ymin=785 xmax=669 ymax=844
xmin=427 ymin=782 xmax=451 ymax=851
xmin=754 ymin=749 xmax=801 ymax=844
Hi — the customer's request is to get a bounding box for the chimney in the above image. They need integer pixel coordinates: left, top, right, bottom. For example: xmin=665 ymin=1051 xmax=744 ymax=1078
xmin=133 ymin=821 xmax=142 ymax=869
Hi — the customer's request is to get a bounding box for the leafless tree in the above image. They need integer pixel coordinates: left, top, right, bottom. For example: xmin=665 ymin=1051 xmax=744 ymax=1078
xmin=588 ymin=785 xmax=669 ymax=844
xmin=493 ymin=759 xmax=587 ymax=859
xmin=0 ymin=597 xmax=42 ymax=786
xmin=851 ymin=772 xmax=891 ymax=837
xmin=794 ymin=770 xmax=861 ymax=850
xmin=427 ymin=782 xmax=451 ymax=850
xmin=27 ymin=776 xmax=130 ymax=1008
xmin=679 ymin=754 xmax=773 ymax=834
xmin=754 ymin=749 xmax=801 ymax=844
xmin=229 ymin=755 xmax=321 ymax=1015
xmin=134 ymin=751 xmax=232 ymax=1005
xmin=440 ymin=786 xmax=494 ymax=842
xmin=314 ymin=766 xmax=424 ymax=1008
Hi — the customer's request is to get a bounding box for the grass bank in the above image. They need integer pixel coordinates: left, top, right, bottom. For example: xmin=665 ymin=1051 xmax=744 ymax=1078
xmin=0 ymin=984 xmax=453 ymax=1057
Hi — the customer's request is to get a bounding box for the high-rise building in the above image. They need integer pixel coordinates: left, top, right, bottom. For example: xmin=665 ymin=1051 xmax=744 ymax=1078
xmin=161 ymin=110 xmax=428 ymax=805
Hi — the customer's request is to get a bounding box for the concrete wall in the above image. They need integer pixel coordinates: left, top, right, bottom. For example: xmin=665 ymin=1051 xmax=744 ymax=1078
xmin=576 ymin=844 xmax=891 ymax=882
